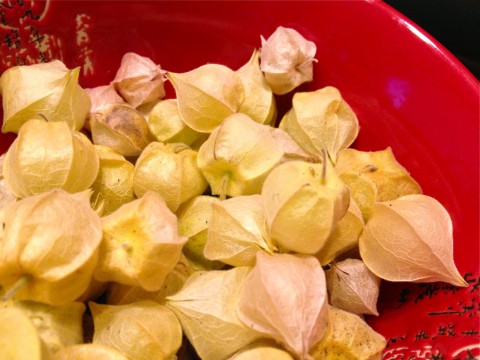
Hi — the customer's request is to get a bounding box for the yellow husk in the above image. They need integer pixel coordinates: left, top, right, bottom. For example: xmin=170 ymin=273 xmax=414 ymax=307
xmin=309 ymin=306 xmax=386 ymax=360
xmin=166 ymin=63 xmax=245 ymax=133
xmin=1 ymin=61 xmax=90 ymax=133
xmin=91 ymin=301 xmax=182 ymax=360
xmin=197 ymin=113 xmax=284 ymax=197
xmin=95 ymin=191 xmax=187 ymax=291
xmin=3 ymin=119 xmax=99 ymax=198
xmin=133 ymin=142 xmax=208 ymax=212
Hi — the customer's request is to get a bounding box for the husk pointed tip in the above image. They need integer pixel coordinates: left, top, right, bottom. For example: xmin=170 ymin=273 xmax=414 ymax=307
xmin=452 ymin=274 xmax=469 ymax=288
xmin=250 ymin=48 xmax=261 ymax=64
xmin=70 ymin=66 xmax=81 ymax=81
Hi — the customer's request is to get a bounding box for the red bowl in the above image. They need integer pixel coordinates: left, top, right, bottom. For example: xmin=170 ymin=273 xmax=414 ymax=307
xmin=1 ymin=1 xmax=478 ymax=358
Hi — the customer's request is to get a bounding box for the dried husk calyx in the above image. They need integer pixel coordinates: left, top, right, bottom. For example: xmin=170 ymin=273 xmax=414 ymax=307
xmin=197 ymin=113 xmax=284 ymax=198
xmin=95 ymin=191 xmax=187 ymax=291
xmin=166 ymin=64 xmax=245 ymax=133
xmin=0 ymin=60 xmax=91 ymax=133
xmin=90 ymin=103 xmax=154 ymax=157
xmin=3 ymin=119 xmax=99 ymax=199
xmin=359 ymin=194 xmax=467 ymax=286
xmin=237 ymin=252 xmax=329 ymax=359
xmin=0 ymin=189 xmax=102 ymax=305
xmin=262 ymin=159 xmax=350 ymax=254
xmin=133 ymin=142 xmax=208 ymax=212
xmin=260 ymin=26 xmax=317 ymax=95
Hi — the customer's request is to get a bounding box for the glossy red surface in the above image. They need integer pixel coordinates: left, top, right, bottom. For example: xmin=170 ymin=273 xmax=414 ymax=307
xmin=1 ymin=1 xmax=479 ymax=358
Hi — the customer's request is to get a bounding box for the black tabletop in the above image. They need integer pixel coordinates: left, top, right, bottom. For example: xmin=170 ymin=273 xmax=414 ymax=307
xmin=385 ymin=0 xmax=480 ymax=80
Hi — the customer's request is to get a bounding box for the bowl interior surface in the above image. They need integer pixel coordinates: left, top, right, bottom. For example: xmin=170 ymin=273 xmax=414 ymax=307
xmin=0 ymin=1 xmax=478 ymax=358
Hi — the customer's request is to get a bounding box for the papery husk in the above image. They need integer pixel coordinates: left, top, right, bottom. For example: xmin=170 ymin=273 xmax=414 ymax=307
xmin=0 ymin=153 xmax=5 ymax=178
xmin=228 ymin=338 xmax=292 ymax=359
xmin=133 ymin=142 xmax=208 ymax=212
xmin=90 ymin=301 xmax=182 ymax=360
xmin=0 ymin=209 xmax=4 ymax=252
xmin=1 ymin=300 xmax=85 ymax=354
xmin=106 ymin=283 xmax=159 ymax=306
xmin=0 ymin=60 xmax=90 ymax=133
xmin=90 ymin=103 xmax=154 ymax=157
xmin=335 ymin=148 xmax=422 ymax=202
xmin=0 ymin=189 xmax=102 ymax=305
xmin=63 ymin=132 xmax=100 ymax=192
xmin=148 ymin=99 xmax=203 ymax=146
xmin=86 ymin=84 xmax=125 ymax=113
xmin=0 ymin=156 xmax=12 ymax=208
xmin=262 ymin=160 xmax=350 ymax=254
xmin=229 ymin=346 xmax=293 ymax=360
xmin=237 ymin=252 xmax=328 ymax=359
xmin=84 ymin=85 xmax=124 ymax=131
xmin=309 ymin=306 xmax=386 ymax=360
xmin=91 ymin=145 xmax=135 ymax=215
xmin=197 ymin=113 xmax=284 ymax=197
xmin=316 ymin=197 xmax=364 ymax=265
xmin=177 ymin=196 xmax=224 ymax=271
xmin=3 ymin=119 xmax=99 ymax=199
xmin=269 ymin=127 xmax=316 ymax=163
xmin=326 ymin=259 xmax=381 ymax=316
xmin=204 ymin=195 xmax=275 ymax=266
xmin=0 ymin=179 xmax=16 ymax=209
xmin=106 ymin=253 xmax=194 ymax=305
xmin=52 ymin=344 xmax=129 ymax=360
xmin=166 ymin=267 xmax=262 ymax=360
xmin=237 ymin=49 xmax=276 ymax=125
xmin=9 ymin=251 xmax=99 ymax=306
xmin=166 ymin=64 xmax=245 ymax=133
xmin=359 ymin=194 xmax=467 ymax=286
xmin=260 ymin=26 xmax=317 ymax=95
xmin=136 ymin=100 xmax=161 ymax=119
xmin=279 ymin=87 xmax=359 ymax=163
xmin=95 ymin=191 xmax=187 ymax=291
xmin=177 ymin=196 xmax=220 ymax=238
xmin=182 ymin=231 xmax=224 ymax=271
xmin=112 ymin=52 xmax=166 ymax=108
xmin=0 ymin=307 xmax=51 ymax=360
xmin=338 ymin=171 xmax=378 ymax=222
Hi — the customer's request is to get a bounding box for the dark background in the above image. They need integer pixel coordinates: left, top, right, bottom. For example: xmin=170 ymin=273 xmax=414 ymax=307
xmin=385 ymin=0 xmax=480 ymax=80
